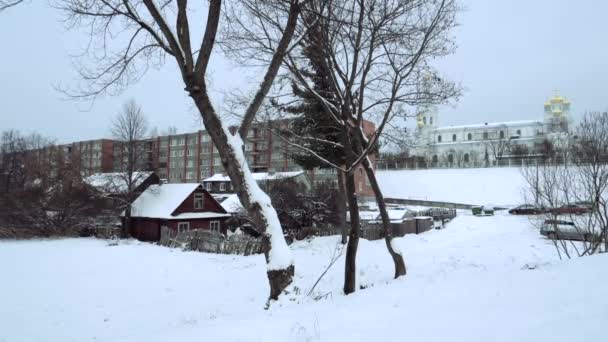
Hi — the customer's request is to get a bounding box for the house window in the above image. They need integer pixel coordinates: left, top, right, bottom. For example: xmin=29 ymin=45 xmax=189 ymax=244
xmin=220 ymin=182 xmax=226 ymax=191
xmin=467 ymin=133 xmax=472 ymax=141
xmin=452 ymin=134 xmax=456 ymax=142
xmin=177 ymin=222 xmax=190 ymax=233
xmin=437 ymin=135 xmax=442 ymax=143
xmin=205 ymin=182 xmax=212 ymax=191
xmin=194 ymin=193 xmax=204 ymax=209
xmin=210 ymin=221 xmax=220 ymax=232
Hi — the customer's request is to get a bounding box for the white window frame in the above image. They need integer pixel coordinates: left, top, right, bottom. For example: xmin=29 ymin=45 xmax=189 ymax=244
xmin=177 ymin=222 xmax=190 ymax=233
xmin=205 ymin=182 xmax=212 ymax=191
xmin=194 ymin=193 xmax=204 ymax=209
xmin=210 ymin=221 xmax=220 ymax=232
xmin=219 ymin=182 xmax=226 ymax=191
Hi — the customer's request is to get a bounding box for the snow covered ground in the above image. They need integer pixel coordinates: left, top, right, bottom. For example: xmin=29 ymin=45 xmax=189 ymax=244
xmin=2 ymin=211 xmax=607 ymax=341
xmin=377 ymin=167 xmax=526 ymax=206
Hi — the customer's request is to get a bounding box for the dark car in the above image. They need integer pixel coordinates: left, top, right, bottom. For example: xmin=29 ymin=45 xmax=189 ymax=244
xmin=550 ymin=204 xmax=590 ymax=215
xmin=540 ymin=220 xmax=601 ymax=242
xmin=508 ymin=204 xmax=545 ymax=215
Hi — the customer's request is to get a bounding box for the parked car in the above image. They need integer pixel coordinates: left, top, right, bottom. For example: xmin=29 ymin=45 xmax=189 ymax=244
xmin=540 ymin=220 xmax=601 ymax=242
xmin=508 ymin=204 xmax=544 ymax=215
xmin=550 ymin=204 xmax=590 ymax=215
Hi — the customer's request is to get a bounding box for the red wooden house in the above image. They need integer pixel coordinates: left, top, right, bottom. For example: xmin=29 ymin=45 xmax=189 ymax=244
xmin=126 ymin=183 xmax=231 ymax=242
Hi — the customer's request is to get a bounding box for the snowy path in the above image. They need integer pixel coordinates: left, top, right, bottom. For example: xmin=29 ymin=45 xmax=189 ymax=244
xmin=1 ymin=212 xmax=606 ymax=341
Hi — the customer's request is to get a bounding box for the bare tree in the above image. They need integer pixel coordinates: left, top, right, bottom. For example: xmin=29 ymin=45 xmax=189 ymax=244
xmin=0 ymin=0 xmax=24 ymax=12
xmin=55 ymin=0 xmax=310 ymax=301
xmin=230 ymin=0 xmax=459 ymax=293
xmin=109 ymin=99 xmax=151 ymax=238
xmin=521 ymin=112 xmax=608 ymax=257
xmin=485 ymin=134 xmax=512 ymax=166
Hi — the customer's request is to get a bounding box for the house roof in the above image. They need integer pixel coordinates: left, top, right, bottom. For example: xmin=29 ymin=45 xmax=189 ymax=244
xmin=85 ymin=171 xmax=153 ymax=194
xmin=129 ymin=183 xmax=216 ymax=219
xmin=434 ymin=120 xmax=543 ymax=132
xmin=220 ymin=193 xmax=244 ymax=213
xmin=203 ymin=171 xmax=304 ymax=183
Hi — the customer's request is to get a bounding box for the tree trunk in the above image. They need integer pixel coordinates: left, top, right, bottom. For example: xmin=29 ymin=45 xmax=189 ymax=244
xmin=192 ymin=93 xmax=293 ymax=300
xmin=123 ymin=205 xmax=131 ymax=239
xmin=337 ymin=170 xmax=348 ymax=244
xmin=362 ymin=158 xmax=406 ymax=278
xmin=342 ymin=127 xmax=360 ymax=295
xmin=343 ymin=171 xmax=360 ymax=294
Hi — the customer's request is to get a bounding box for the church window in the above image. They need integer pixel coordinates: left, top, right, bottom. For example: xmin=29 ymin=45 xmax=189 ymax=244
xmin=423 ymin=116 xmax=427 ymax=125
xmin=430 ymin=117 xmax=433 ymax=125
xmin=464 ymin=153 xmax=470 ymax=163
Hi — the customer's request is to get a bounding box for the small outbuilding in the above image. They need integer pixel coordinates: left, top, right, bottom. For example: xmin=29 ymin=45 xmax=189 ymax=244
xmin=126 ymin=183 xmax=231 ymax=242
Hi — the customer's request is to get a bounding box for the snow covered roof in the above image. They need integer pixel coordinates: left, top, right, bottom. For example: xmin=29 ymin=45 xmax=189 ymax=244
xmin=203 ymin=171 xmax=304 ymax=183
xmin=434 ymin=120 xmax=543 ymax=132
xmin=347 ymin=210 xmax=379 ymax=222
xmin=85 ymin=171 xmax=154 ymax=194
xmin=129 ymin=183 xmax=202 ymax=219
xmin=220 ymin=194 xmax=244 ymax=213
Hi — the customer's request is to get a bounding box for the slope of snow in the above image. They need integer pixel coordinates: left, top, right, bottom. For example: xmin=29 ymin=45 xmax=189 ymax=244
xmin=2 ymin=212 xmax=606 ymax=341
xmin=377 ymin=167 xmax=526 ymax=206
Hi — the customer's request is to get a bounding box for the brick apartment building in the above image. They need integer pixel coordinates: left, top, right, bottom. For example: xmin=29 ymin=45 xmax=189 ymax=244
xmin=23 ymin=119 xmax=376 ymax=198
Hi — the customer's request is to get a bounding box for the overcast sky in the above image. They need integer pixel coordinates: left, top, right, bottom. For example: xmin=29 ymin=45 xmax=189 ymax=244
xmin=1 ymin=0 xmax=607 ymax=143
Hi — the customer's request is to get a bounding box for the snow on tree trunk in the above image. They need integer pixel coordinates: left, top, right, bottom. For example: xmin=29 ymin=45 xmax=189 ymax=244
xmin=192 ymin=94 xmax=294 ymax=300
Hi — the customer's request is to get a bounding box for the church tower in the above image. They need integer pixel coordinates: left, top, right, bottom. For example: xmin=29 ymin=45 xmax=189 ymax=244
xmin=543 ymin=92 xmax=570 ymax=134
xmin=415 ymin=73 xmax=439 ymax=144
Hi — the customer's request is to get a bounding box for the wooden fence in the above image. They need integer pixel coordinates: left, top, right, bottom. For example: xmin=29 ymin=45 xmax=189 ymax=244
xmin=159 ymin=227 xmax=263 ymax=256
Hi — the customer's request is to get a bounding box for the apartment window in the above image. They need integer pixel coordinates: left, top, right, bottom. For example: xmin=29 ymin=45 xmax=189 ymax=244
xmin=437 ymin=135 xmax=442 ymax=143
xmin=467 ymin=133 xmax=472 ymax=141
xmin=179 ymin=139 xmax=185 ymax=146
xmin=187 ymin=150 xmax=194 ymax=156
xmin=177 ymin=222 xmax=190 ymax=233
xmin=171 ymin=140 xmax=177 ymax=146
xmin=171 ymin=151 xmax=177 ymax=157
xmin=499 ymin=131 xmax=505 ymax=139
xmin=483 ymin=132 xmax=489 ymax=140
xmin=516 ymin=129 xmax=521 ymax=136
xmin=179 ymin=150 xmax=184 ymax=157
xmin=187 ymin=160 xmax=194 ymax=168
xmin=210 ymin=221 xmax=220 ymax=233
xmin=186 ymin=171 xmax=194 ymax=179
xmin=214 ymin=157 xmax=221 ymax=165
xmin=220 ymin=182 xmax=226 ymax=191
xmin=201 ymin=134 xmax=210 ymax=142
xmin=194 ymin=193 xmax=204 ymax=209
xmin=452 ymin=134 xmax=457 ymax=142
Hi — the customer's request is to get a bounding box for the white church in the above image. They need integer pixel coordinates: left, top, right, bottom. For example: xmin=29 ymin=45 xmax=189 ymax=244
xmin=412 ymin=94 xmax=571 ymax=167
